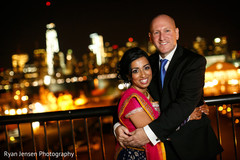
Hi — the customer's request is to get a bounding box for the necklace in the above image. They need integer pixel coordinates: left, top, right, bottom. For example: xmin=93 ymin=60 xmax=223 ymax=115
xmin=131 ymin=86 xmax=150 ymax=99
xmin=145 ymin=90 xmax=150 ymax=100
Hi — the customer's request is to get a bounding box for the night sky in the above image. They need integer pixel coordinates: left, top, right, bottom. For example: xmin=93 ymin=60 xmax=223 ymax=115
xmin=0 ymin=0 xmax=239 ymax=68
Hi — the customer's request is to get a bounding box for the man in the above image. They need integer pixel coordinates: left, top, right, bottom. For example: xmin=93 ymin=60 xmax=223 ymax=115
xmin=115 ymin=14 xmax=223 ymax=160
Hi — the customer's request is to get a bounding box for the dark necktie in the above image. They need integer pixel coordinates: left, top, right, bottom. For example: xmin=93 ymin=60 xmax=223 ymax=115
xmin=160 ymin=59 xmax=168 ymax=88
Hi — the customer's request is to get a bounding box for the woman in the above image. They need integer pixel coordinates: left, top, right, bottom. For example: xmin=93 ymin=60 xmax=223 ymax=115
xmin=115 ymin=47 xmax=206 ymax=160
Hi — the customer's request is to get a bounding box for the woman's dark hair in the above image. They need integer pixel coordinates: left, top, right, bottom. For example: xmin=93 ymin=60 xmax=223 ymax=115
xmin=117 ymin=47 xmax=149 ymax=83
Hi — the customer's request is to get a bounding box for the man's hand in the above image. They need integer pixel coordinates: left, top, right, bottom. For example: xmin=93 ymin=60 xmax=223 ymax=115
xmin=123 ymin=128 xmax=150 ymax=148
xmin=115 ymin=125 xmax=131 ymax=148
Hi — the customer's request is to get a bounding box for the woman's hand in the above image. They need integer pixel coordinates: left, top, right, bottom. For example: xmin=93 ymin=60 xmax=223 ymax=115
xmin=189 ymin=103 xmax=209 ymax=120
xmin=199 ymin=103 xmax=209 ymax=115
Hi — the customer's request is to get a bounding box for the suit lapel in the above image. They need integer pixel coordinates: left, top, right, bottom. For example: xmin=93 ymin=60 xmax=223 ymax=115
xmin=162 ymin=46 xmax=184 ymax=92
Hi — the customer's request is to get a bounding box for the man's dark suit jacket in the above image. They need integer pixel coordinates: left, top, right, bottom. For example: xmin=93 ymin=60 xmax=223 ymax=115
xmin=148 ymin=45 xmax=223 ymax=160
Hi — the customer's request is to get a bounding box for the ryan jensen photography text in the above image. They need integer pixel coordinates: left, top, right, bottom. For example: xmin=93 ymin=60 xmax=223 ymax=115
xmin=4 ymin=151 xmax=74 ymax=158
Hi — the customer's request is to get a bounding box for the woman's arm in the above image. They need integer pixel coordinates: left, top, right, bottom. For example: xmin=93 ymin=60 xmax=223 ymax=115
xmin=123 ymin=96 xmax=154 ymax=128
xmin=130 ymin=111 xmax=152 ymax=128
xmin=129 ymin=101 xmax=209 ymax=128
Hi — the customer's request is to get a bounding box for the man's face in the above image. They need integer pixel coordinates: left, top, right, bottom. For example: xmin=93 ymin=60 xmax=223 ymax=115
xmin=149 ymin=15 xmax=179 ymax=57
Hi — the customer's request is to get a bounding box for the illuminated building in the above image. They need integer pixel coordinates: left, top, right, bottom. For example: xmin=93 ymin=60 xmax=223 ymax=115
xmin=205 ymin=55 xmax=226 ymax=67
xmin=204 ymin=62 xmax=240 ymax=96
xmin=12 ymin=53 xmax=29 ymax=73
xmin=88 ymin=33 xmax=105 ymax=66
xmin=65 ymin=49 xmax=76 ymax=75
xmin=46 ymin=23 xmax=60 ymax=75
xmin=193 ymin=36 xmax=208 ymax=56
xmin=53 ymin=51 xmax=66 ymax=75
xmin=230 ymin=50 xmax=240 ymax=68
xmin=33 ymin=49 xmax=47 ymax=79
xmin=213 ymin=36 xmax=229 ymax=56
xmin=23 ymin=64 xmax=38 ymax=79
xmin=58 ymin=51 xmax=66 ymax=71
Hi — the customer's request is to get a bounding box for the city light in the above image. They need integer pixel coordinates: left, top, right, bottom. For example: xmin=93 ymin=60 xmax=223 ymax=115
xmin=74 ymin=98 xmax=87 ymax=106
xmin=9 ymin=136 xmax=15 ymax=142
xmin=235 ymin=119 xmax=240 ymax=124
xmin=4 ymin=108 xmax=28 ymax=115
xmin=46 ymin=1 xmax=51 ymax=6
xmin=9 ymin=109 xmax=16 ymax=115
xmin=214 ymin=37 xmax=221 ymax=43
xmin=218 ymin=106 xmax=223 ymax=111
xmin=22 ymin=108 xmax=28 ymax=114
xmin=118 ymin=83 xmax=124 ymax=90
xmin=112 ymin=44 xmax=118 ymax=50
xmin=57 ymin=93 xmax=74 ymax=110
xmin=21 ymin=95 xmax=29 ymax=101
xmin=128 ymin=37 xmax=133 ymax=42
xmin=226 ymin=107 xmax=231 ymax=112
xmin=32 ymin=121 xmax=40 ymax=130
xmin=30 ymin=102 xmax=45 ymax=113
xmin=44 ymin=75 xmax=51 ymax=85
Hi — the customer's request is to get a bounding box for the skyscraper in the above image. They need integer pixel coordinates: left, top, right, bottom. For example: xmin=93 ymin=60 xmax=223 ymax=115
xmin=88 ymin=33 xmax=105 ymax=66
xmin=46 ymin=23 xmax=60 ymax=75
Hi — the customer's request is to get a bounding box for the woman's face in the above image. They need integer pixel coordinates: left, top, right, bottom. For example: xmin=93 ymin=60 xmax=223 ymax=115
xmin=130 ymin=57 xmax=152 ymax=93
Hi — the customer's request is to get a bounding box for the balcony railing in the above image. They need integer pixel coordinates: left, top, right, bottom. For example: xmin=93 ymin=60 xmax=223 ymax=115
xmin=0 ymin=94 xmax=240 ymax=160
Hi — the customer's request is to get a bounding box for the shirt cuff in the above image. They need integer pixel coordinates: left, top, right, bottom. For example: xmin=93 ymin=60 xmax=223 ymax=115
xmin=187 ymin=115 xmax=190 ymax=122
xmin=143 ymin=125 xmax=160 ymax=146
xmin=113 ymin=122 xmax=121 ymax=138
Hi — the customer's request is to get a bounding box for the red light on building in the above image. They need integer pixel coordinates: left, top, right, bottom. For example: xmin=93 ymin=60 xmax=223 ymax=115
xmin=112 ymin=44 xmax=118 ymax=50
xmin=128 ymin=37 xmax=133 ymax=42
xmin=46 ymin=1 xmax=51 ymax=6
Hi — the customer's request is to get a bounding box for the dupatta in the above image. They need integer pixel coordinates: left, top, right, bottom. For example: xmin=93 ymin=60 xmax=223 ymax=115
xmin=117 ymin=88 xmax=166 ymax=160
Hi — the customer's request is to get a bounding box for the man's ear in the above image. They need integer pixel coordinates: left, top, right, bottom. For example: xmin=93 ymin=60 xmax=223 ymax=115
xmin=148 ymin=32 xmax=152 ymax=42
xmin=175 ymin=28 xmax=179 ymax=40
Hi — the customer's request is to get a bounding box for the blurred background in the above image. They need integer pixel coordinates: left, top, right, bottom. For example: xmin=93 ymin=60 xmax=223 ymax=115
xmin=0 ymin=0 xmax=239 ymax=114
xmin=0 ymin=1 xmax=239 ymax=159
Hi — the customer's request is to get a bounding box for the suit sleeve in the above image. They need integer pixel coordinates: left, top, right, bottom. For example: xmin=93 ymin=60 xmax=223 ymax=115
xmin=113 ymin=100 xmax=120 ymax=124
xmin=148 ymin=55 xmax=206 ymax=141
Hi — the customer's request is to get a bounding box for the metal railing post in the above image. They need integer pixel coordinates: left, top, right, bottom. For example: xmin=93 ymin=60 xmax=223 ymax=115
xmin=70 ymin=119 xmax=77 ymax=160
xmin=99 ymin=116 xmax=106 ymax=160
xmin=30 ymin=122 xmax=37 ymax=160
xmin=18 ymin=124 xmax=24 ymax=160
xmin=84 ymin=118 xmax=92 ymax=160
xmin=4 ymin=125 xmax=11 ymax=160
xmin=57 ymin=120 xmax=64 ymax=160
xmin=230 ymin=104 xmax=238 ymax=160
xmin=215 ymin=105 xmax=222 ymax=160
xmin=43 ymin=122 xmax=50 ymax=160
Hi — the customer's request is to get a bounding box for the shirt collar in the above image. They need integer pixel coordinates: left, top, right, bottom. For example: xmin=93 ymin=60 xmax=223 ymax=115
xmin=159 ymin=44 xmax=177 ymax=62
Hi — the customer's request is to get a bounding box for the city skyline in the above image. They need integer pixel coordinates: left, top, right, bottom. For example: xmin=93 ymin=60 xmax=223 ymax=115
xmin=0 ymin=0 xmax=239 ymax=68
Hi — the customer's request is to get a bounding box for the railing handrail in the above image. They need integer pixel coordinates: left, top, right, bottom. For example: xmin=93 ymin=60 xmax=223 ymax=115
xmin=0 ymin=106 xmax=115 ymax=125
xmin=0 ymin=93 xmax=240 ymax=125
xmin=204 ymin=93 xmax=240 ymax=105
